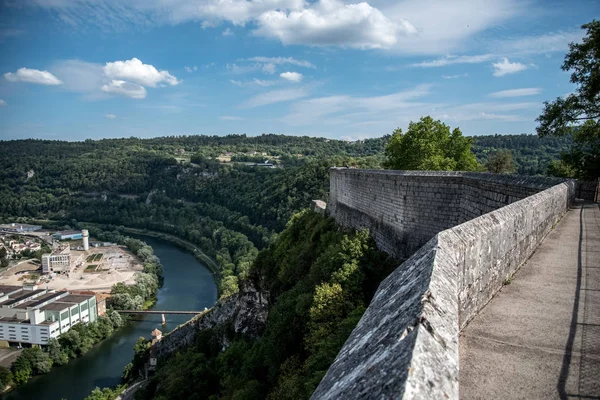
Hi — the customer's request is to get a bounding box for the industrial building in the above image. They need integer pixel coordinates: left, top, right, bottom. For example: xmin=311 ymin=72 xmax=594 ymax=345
xmin=41 ymin=243 xmax=71 ymax=274
xmin=0 ymin=285 xmax=97 ymax=345
xmin=0 ymin=223 xmax=42 ymax=233
xmin=53 ymin=230 xmax=83 ymax=240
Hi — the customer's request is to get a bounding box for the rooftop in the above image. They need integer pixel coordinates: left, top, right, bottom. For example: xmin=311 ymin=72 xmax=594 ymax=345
xmin=39 ymin=302 xmax=73 ymax=312
xmin=0 ymin=223 xmax=41 ymax=230
xmin=56 ymin=294 xmax=95 ymax=304
xmin=0 ymin=285 xmax=23 ymax=295
xmin=0 ymin=316 xmax=29 ymax=324
xmin=27 ymin=291 xmax=68 ymax=308
xmin=55 ymin=230 xmax=81 ymax=236
xmin=3 ymin=289 xmax=46 ymax=306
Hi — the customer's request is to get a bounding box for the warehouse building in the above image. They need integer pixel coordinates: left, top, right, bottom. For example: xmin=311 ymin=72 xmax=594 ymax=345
xmin=53 ymin=230 xmax=83 ymax=240
xmin=0 ymin=285 xmax=97 ymax=345
xmin=0 ymin=223 xmax=42 ymax=233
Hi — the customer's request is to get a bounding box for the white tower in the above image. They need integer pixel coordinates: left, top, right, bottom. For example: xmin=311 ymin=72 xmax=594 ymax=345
xmin=82 ymin=229 xmax=89 ymax=251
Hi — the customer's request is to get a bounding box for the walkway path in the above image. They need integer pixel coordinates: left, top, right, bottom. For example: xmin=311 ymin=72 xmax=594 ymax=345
xmin=460 ymin=202 xmax=600 ymax=399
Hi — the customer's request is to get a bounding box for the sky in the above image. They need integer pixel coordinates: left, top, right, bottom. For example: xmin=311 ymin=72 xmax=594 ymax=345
xmin=0 ymin=0 xmax=597 ymax=141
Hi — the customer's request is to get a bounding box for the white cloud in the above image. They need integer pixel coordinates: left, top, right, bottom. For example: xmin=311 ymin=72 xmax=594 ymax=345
xmin=246 ymin=56 xmax=315 ymax=69
xmin=184 ymin=65 xmax=198 ymax=72
xmin=255 ymin=0 xmax=410 ymax=49
xmin=22 ymin=0 xmax=527 ymax=54
xmin=262 ymin=63 xmax=277 ymax=74
xmin=219 ymin=115 xmax=244 ymax=120
xmin=437 ymin=102 xmax=539 ymax=122
xmin=241 ymin=87 xmax=310 ymax=108
xmin=382 ymin=0 xmax=522 ymax=54
xmin=101 ymin=80 xmax=147 ymax=99
xmin=50 ymin=60 xmax=106 ymax=98
xmin=105 ymin=113 xmax=117 ymax=119
xmin=280 ymin=71 xmax=303 ymax=82
xmin=492 ymin=58 xmax=528 ymax=77
xmin=412 ymin=54 xmax=494 ymax=68
xmin=222 ymin=28 xmax=234 ymax=36
xmin=488 ymin=88 xmax=542 ymax=98
xmin=0 ymin=99 xmax=6 ymax=107
xmin=104 ymin=58 xmax=180 ymax=87
xmin=47 ymin=58 xmax=180 ymax=100
xmin=494 ymin=30 xmax=583 ymax=56
xmin=284 ymin=84 xmax=433 ymax=125
xmin=227 ymin=63 xmax=262 ymax=74
xmin=442 ymin=73 xmax=469 ymax=79
xmin=230 ymin=78 xmax=277 ymax=87
xmin=4 ymin=67 xmax=63 ymax=85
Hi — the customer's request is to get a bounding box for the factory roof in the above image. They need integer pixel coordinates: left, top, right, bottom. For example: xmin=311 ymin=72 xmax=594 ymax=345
xmin=3 ymin=289 xmax=46 ymax=306
xmin=0 ymin=316 xmax=29 ymax=323
xmin=28 ymin=291 xmax=68 ymax=308
xmin=39 ymin=302 xmax=73 ymax=312
xmin=55 ymin=230 xmax=81 ymax=236
xmin=0 ymin=285 xmax=23 ymax=295
xmin=55 ymin=294 xmax=95 ymax=304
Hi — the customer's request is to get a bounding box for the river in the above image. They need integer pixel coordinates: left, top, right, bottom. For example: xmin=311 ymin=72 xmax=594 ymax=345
xmin=6 ymin=235 xmax=218 ymax=400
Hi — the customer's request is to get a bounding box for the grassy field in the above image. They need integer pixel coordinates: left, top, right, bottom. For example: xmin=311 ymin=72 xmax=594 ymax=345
xmin=85 ymin=264 xmax=98 ymax=272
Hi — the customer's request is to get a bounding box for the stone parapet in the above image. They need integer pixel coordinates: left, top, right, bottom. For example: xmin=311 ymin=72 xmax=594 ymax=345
xmin=313 ymin=169 xmax=575 ymax=399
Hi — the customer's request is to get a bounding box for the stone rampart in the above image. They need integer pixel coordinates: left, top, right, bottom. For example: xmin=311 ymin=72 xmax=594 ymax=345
xmin=313 ymin=169 xmax=575 ymax=399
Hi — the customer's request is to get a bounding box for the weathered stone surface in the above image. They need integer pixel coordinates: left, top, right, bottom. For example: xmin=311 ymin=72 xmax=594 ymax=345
xmin=311 ymin=200 xmax=327 ymax=214
xmin=314 ymin=169 xmax=575 ymax=400
xmin=154 ymin=279 xmax=269 ymax=360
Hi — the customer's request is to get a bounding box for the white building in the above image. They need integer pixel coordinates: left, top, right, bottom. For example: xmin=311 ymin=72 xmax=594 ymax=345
xmin=41 ymin=243 xmax=71 ymax=274
xmin=0 ymin=285 xmax=97 ymax=345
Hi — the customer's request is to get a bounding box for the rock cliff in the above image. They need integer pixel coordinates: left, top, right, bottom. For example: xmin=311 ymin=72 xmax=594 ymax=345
xmin=153 ymin=278 xmax=269 ymax=360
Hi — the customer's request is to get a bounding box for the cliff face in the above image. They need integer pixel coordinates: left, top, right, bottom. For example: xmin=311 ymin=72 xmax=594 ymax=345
xmin=154 ymin=278 xmax=269 ymax=360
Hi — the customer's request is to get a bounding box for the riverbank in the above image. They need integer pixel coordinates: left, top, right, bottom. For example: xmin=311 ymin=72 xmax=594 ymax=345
xmin=6 ymin=233 xmax=218 ymax=400
xmin=116 ymin=227 xmax=220 ymax=275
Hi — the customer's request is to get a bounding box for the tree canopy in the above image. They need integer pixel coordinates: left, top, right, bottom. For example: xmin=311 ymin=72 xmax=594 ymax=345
xmin=383 ymin=116 xmax=478 ymax=171
xmin=487 ymin=150 xmax=516 ymax=174
xmin=536 ymin=20 xmax=600 ymax=179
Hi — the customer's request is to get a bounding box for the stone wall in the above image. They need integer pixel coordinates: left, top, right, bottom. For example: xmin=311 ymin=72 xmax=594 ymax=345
xmin=329 ymin=169 xmax=566 ymax=259
xmin=313 ymin=169 xmax=575 ymax=399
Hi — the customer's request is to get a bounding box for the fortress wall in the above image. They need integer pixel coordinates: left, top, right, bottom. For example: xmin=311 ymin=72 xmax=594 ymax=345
xmin=329 ymin=169 xmax=463 ymax=259
xmin=329 ymin=169 xmax=565 ymax=260
xmin=314 ymin=169 xmax=574 ymax=399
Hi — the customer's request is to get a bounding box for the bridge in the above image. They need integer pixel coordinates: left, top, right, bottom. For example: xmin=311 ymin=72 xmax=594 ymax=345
xmin=115 ymin=310 xmax=203 ymax=315
xmin=115 ymin=309 xmax=206 ymax=325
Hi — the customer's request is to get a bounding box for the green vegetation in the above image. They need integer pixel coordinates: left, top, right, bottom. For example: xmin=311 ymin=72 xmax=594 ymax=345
xmin=0 ymin=131 xmax=572 ymax=297
xmin=487 ymin=149 xmax=516 ymax=174
xmin=0 ymin=366 xmax=13 ymax=389
xmin=85 ymin=264 xmax=98 ymax=271
xmin=10 ymin=311 xmax=123 ymax=386
xmin=536 ymin=20 xmax=600 ymax=179
xmin=86 ymin=254 xmax=103 ymax=263
xmin=139 ymin=210 xmax=397 ymax=400
xmin=84 ymin=385 xmax=126 ymax=400
xmin=383 ymin=116 xmax=478 ymax=171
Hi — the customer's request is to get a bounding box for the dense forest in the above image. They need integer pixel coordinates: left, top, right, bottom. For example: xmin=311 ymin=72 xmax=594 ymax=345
xmin=0 ymin=133 xmax=572 ymax=297
xmin=137 ymin=211 xmax=397 ymax=400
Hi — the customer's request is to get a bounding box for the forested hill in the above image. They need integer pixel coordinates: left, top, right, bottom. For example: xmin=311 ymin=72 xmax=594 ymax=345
xmin=0 ymin=133 xmax=570 ymax=298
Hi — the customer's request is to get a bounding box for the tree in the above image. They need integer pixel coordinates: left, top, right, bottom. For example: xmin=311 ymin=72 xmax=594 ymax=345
xmin=48 ymin=338 xmax=69 ymax=366
xmin=384 ymin=116 xmax=478 ymax=171
xmin=487 ymin=150 xmax=516 ymax=174
xmin=0 ymin=366 xmax=13 ymax=388
xmin=536 ymin=20 xmax=600 ymax=179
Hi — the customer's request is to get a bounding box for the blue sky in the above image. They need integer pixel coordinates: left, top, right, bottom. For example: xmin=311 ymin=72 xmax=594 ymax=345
xmin=0 ymin=0 xmax=597 ymax=141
